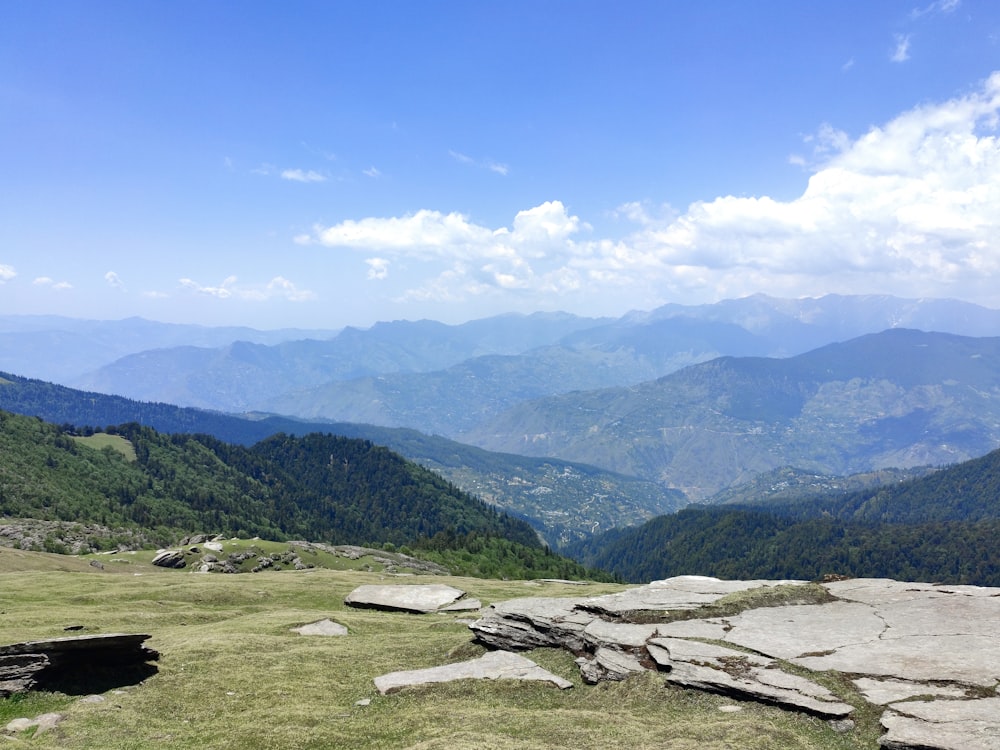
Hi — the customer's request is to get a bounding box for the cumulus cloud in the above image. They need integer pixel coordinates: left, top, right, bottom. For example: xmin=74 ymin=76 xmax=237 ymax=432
xmin=281 ymin=168 xmax=326 ymax=183
xmin=179 ymin=275 xmax=314 ymax=302
xmin=612 ymin=71 xmax=1000 ymax=302
xmin=300 ymin=73 xmax=1000 ymax=310
xmin=105 ymin=271 xmax=125 ymax=289
xmin=0 ymin=264 xmax=15 ymax=282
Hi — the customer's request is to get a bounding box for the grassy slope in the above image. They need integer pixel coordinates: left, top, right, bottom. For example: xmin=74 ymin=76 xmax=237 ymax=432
xmin=0 ymin=554 xmax=878 ymax=749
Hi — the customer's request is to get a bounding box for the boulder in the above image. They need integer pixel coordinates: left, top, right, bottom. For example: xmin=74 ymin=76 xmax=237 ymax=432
xmin=374 ymin=650 xmax=573 ymax=695
xmin=151 ymin=549 xmax=186 ymax=568
xmin=344 ymin=584 xmax=470 ymax=614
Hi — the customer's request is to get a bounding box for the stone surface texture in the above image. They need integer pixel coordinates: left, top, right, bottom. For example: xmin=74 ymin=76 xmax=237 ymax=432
xmin=345 ymin=583 xmax=471 ymax=613
xmin=468 ymin=576 xmax=1000 ymax=750
xmin=374 ymin=650 xmax=574 ymax=695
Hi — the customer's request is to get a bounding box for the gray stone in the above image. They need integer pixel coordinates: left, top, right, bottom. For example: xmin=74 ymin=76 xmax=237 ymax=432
xmin=647 ymin=637 xmax=853 ymax=719
xmin=576 ymin=646 xmax=646 ymax=683
xmin=3 ymin=712 xmax=64 ymax=735
xmin=879 ymin=697 xmax=1000 ymax=750
xmin=151 ymin=549 xmax=186 ymax=568
xmin=852 ymin=677 xmax=968 ymax=706
xmin=792 ymin=634 xmax=1000 ymax=687
xmin=470 ymin=597 xmax=593 ymax=652
xmin=580 ymin=575 xmax=806 ymax=617
xmin=721 ymin=600 xmax=886 ymax=659
xmin=374 ymin=650 xmax=573 ymax=695
xmin=291 ymin=619 xmax=348 ymax=636
xmin=345 ymin=584 xmax=470 ymax=614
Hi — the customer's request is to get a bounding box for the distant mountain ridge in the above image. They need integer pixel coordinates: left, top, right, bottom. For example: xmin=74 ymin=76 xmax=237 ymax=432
xmin=50 ymin=295 xmax=1000 ymax=439
xmin=469 ymin=329 xmax=1000 ymax=499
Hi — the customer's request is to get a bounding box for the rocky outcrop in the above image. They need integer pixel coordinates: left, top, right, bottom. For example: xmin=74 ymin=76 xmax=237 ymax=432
xmin=0 ymin=633 xmax=158 ymax=696
xmin=469 ymin=576 xmax=1000 ymax=749
xmin=345 ymin=584 xmax=480 ymax=614
xmin=151 ymin=549 xmax=186 ymax=568
xmin=374 ymin=650 xmax=573 ymax=695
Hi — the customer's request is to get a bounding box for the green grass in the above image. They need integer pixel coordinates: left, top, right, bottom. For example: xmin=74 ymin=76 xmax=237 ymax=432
xmin=1 ymin=551 xmax=879 ymax=749
xmin=70 ymin=433 xmax=137 ymax=461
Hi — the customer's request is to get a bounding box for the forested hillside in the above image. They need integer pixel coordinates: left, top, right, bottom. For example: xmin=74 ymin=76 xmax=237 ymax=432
xmin=570 ymin=448 xmax=1000 ymax=585
xmin=0 ymin=372 xmax=681 ymax=545
xmin=0 ymin=409 xmax=605 ymax=580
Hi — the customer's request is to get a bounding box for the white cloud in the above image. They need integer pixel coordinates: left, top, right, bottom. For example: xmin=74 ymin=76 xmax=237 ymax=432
xmin=366 ymin=257 xmax=389 ymax=280
xmin=105 ymin=271 xmax=125 ymax=289
xmin=179 ymin=275 xmax=314 ymax=302
xmin=281 ymin=168 xmax=326 ymax=183
xmin=609 ymin=71 xmax=1000 ymax=303
xmin=891 ymin=33 xmax=911 ymax=62
xmin=363 ymin=166 xmax=382 ymax=178
xmin=180 ymin=276 xmax=236 ymax=298
xmin=911 ymin=0 xmax=960 ymax=19
xmin=264 ymin=276 xmax=315 ymax=302
xmin=32 ymin=276 xmax=72 ymax=290
xmin=0 ymin=265 xmax=15 ymax=282
xmin=300 ymin=73 xmax=1000 ymax=311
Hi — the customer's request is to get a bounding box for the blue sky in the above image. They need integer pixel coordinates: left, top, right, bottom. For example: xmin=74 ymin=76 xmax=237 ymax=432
xmin=3 ymin=0 xmax=1000 ymax=329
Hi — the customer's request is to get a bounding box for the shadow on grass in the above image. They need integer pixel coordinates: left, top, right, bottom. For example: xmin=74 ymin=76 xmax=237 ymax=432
xmin=33 ymin=659 xmax=159 ymax=695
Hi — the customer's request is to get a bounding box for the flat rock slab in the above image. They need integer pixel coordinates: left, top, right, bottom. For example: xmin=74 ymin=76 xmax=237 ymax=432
xmin=345 ymin=584 xmax=469 ymax=614
xmin=290 ymin=619 xmax=348 ymax=636
xmin=879 ymin=697 xmax=1000 ymax=750
xmin=852 ymin=677 xmax=968 ymax=706
xmin=579 ymin=575 xmax=806 ymax=617
xmin=647 ymin=637 xmax=853 ymax=719
xmin=374 ymin=650 xmax=573 ymax=695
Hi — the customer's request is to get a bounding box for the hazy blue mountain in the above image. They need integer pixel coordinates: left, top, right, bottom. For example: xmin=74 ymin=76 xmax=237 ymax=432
xmin=70 ymin=312 xmax=608 ymax=410
xmin=0 ymin=315 xmax=336 ymax=383
xmin=467 ymin=329 xmax=1000 ymax=499
xmin=256 ymin=318 xmax=780 ymax=436
xmin=63 ymin=294 xmax=1000 ymax=425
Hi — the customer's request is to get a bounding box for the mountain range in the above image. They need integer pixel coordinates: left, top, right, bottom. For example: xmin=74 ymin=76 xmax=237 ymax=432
xmin=4 ymin=293 xmax=1000 ymax=540
xmin=7 ymin=294 xmax=995 ymax=432
xmin=469 ymin=329 xmax=1000 ymax=498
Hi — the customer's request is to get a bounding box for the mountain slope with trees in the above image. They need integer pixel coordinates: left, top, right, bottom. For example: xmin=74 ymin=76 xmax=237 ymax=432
xmin=569 ymin=446 xmax=1000 ymax=585
xmin=0 ymin=372 xmax=681 ymax=546
xmin=0 ymin=409 xmax=605 ymax=580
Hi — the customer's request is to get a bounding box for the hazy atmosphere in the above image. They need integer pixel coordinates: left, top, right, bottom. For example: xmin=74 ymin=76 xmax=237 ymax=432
xmin=3 ymin=0 xmax=1000 ymax=329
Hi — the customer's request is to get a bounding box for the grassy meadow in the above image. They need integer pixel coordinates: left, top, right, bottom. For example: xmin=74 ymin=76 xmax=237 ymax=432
xmin=0 ymin=549 xmax=882 ymax=749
